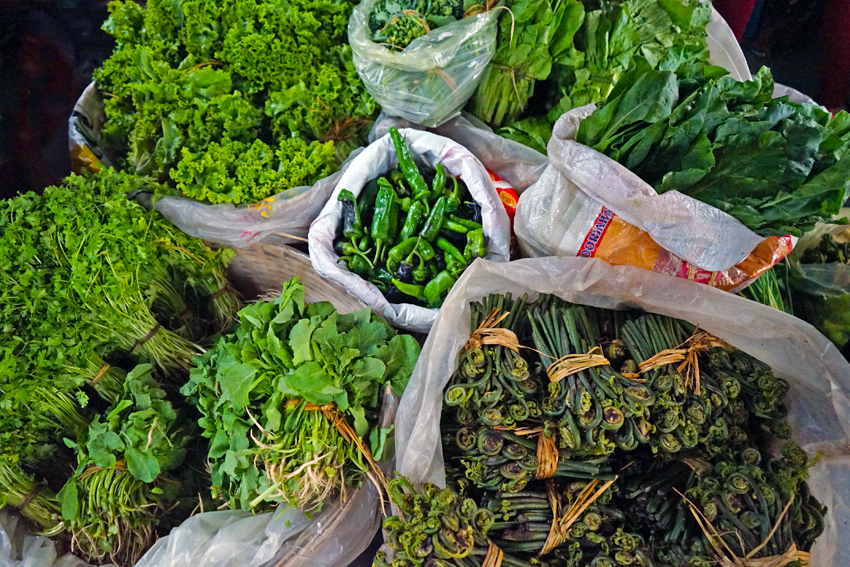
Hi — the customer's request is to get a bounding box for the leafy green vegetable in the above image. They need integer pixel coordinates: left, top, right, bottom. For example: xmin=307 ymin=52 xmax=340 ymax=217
xmin=183 ymin=277 xmax=420 ymax=511
xmin=577 ymin=65 xmax=850 ymax=236
xmin=94 ymin=0 xmax=377 ymax=204
xmin=57 ymin=364 xmax=192 ymax=566
xmin=369 ymin=0 xmax=466 ymax=51
xmin=468 ymin=0 xmax=710 ymax=131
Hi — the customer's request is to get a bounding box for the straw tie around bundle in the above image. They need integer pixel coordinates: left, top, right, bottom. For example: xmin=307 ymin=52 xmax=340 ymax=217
xmin=679 ymin=491 xmax=809 ymax=567
xmin=91 ymin=363 xmax=111 ymax=385
xmin=482 ymin=540 xmax=504 ymax=567
xmin=464 ymin=309 xmax=521 ymax=353
xmin=546 ymin=346 xmax=610 ymax=383
xmin=130 ymin=323 xmax=162 ymax=354
xmin=536 ymin=428 xmax=559 ymax=479
xmin=541 ymin=476 xmax=618 ymax=554
xmin=637 ymin=329 xmax=727 ymax=395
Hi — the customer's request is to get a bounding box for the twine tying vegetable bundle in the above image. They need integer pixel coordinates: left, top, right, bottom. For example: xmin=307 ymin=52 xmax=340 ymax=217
xmin=637 ymin=329 xmax=727 ymax=394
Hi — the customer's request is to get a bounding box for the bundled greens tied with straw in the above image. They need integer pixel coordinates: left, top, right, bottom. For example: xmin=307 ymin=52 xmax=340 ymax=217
xmin=418 ymin=292 xmax=827 ymax=567
xmin=184 ymin=277 xmax=420 ymax=511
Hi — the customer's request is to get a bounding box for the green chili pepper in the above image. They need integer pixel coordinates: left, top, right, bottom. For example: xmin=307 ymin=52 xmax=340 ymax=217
xmin=425 ymin=270 xmax=456 ymax=307
xmin=420 ymin=197 xmax=447 ymax=241
xmin=371 ymin=179 xmax=399 ymax=263
xmin=342 ymin=254 xmax=371 ymax=276
xmin=444 ymin=174 xmax=461 ymax=213
xmin=389 ymin=127 xmax=430 ymax=201
xmin=338 ymin=189 xmax=364 ymax=240
xmin=442 ymin=219 xmax=469 ymax=233
xmin=391 ymin=278 xmax=425 ymax=300
xmin=391 ymin=170 xmax=411 ymax=198
xmin=358 ymin=178 xmax=381 ymax=227
xmin=464 ymin=229 xmax=486 ymax=262
xmin=399 ymin=201 xmax=427 ymax=241
xmin=408 ymin=239 xmax=435 ymax=282
xmin=357 ymin=234 xmax=372 ymax=252
xmin=436 ymin=237 xmax=466 ymax=265
xmin=449 ymin=215 xmax=482 ymax=231
xmin=432 ymin=163 xmax=446 ymax=195
xmin=414 ymin=239 xmax=435 ymax=261
xmin=387 ymin=237 xmax=419 ymax=272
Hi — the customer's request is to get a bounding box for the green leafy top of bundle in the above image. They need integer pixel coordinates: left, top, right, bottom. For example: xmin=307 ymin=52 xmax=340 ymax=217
xmin=576 ymin=64 xmax=850 ymax=236
xmin=94 ymin=0 xmax=378 ymax=204
xmin=184 ymin=277 xmax=420 ymax=511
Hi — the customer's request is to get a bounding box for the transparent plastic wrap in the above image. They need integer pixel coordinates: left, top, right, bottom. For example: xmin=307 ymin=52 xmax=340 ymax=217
xmin=394 ymin=256 xmax=850 ymax=566
xmin=308 ymin=128 xmax=511 ymax=332
xmin=68 ymin=83 xmax=357 ymax=248
xmin=348 ymin=0 xmax=499 ymax=127
xmin=515 ymin=107 xmax=794 ymax=291
xmin=0 ymin=511 xmax=103 ymax=567
xmin=785 ymin=221 xmax=850 ymax=351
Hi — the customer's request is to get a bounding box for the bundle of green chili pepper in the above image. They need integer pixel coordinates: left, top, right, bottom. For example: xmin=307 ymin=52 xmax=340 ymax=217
xmin=334 ymin=127 xmax=487 ymax=308
xmin=427 ymin=293 xmax=827 ymax=567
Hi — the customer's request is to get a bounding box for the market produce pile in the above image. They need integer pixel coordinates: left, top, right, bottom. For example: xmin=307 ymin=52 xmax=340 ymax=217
xmin=94 ymin=0 xmax=377 ymax=204
xmin=377 ymin=293 xmax=827 ymax=567
xmin=333 ymin=128 xmax=488 ymax=308
xmin=184 ymin=277 xmax=420 ymax=511
xmin=468 ymin=0 xmax=712 ymax=142
xmin=0 ymin=168 xmax=241 ymax=564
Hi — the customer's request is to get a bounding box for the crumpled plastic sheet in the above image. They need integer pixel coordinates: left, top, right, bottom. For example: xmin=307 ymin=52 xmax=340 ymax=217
xmin=348 ymin=0 xmax=499 ymax=127
xmin=0 ymin=511 xmax=107 ymax=567
xmin=308 ymin=128 xmax=511 ymax=332
xmin=394 ymin=256 xmax=850 ymax=566
xmin=517 ymin=106 xmax=769 ymax=272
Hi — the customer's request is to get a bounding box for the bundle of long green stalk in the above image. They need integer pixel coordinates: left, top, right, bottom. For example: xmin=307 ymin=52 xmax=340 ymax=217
xmin=184 ymin=278 xmax=419 ymax=512
xmin=57 ymin=364 xmax=193 ymax=566
xmin=0 ymin=167 xmax=239 ymax=407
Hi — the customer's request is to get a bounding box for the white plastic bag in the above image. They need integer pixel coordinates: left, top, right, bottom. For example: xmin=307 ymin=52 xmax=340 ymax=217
xmin=706 ymin=6 xmax=752 ymax=82
xmin=394 ymin=256 xmax=850 ymax=566
xmin=308 ymin=128 xmax=511 ymax=332
xmin=68 ymin=83 xmax=356 ymax=248
xmin=133 ymin=481 xmax=381 ymax=567
xmin=514 ymin=107 xmax=794 ymax=290
xmin=0 ymin=511 xmax=104 ymax=567
xmin=348 ymin=0 xmax=499 ymax=127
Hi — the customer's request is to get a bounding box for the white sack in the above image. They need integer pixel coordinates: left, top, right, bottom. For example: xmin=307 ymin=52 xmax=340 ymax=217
xmin=309 ymin=128 xmax=510 ymax=332
xmin=395 ymin=256 xmax=850 ymax=566
xmin=515 ymin=107 xmax=770 ymax=272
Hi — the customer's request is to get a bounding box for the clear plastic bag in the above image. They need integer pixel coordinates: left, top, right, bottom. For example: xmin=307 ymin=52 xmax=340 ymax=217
xmin=784 ymin=221 xmax=850 ymax=351
xmin=0 ymin=511 xmax=105 ymax=567
xmin=308 ymin=128 xmax=511 ymax=332
xmin=394 ymin=256 xmax=850 ymax=566
xmin=514 ymin=107 xmax=795 ymax=291
xmin=68 ymin=83 xmax=357 ymax=248
xmin=348 ymin=0 xmax=500 ymax=127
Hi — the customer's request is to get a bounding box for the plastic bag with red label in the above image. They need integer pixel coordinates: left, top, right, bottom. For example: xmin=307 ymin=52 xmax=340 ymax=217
xmin=515 ymin=106 xmax=796 ymax=292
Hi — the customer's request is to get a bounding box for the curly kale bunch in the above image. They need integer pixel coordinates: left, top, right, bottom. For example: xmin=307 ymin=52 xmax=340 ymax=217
xmin=93 ymin=0 xmax=377 ymax=204
xmin=369 ymin=0 xmax=465 ymax=51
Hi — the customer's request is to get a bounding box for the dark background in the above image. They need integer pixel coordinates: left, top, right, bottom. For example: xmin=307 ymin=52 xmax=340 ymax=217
xmin=0 ymin=0 xmax=844 ymax=199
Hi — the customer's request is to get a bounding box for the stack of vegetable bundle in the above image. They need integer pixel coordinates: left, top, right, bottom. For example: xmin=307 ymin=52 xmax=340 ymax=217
xmin=93 ymin=0 xmax=377 ymax=204
xmin=576 ymin=64 xmax=850 ymax=237
xmin=378 ymin=293 xmax=826 ymax=567
xmin=333 ymin=128 xmax=488 ymax=308
xmin=184 ymin=277 xmax=420 ymax=511
xmin=0 ymin=168 xmax=240 ymax=564
xmin=467 ymin=0 xmax=711 ymax=144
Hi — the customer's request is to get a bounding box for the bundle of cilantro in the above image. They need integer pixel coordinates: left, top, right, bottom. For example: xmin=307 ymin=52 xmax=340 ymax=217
xmin=94 ymin=0 xmax=377 ymax=204
xmin=576 ymin=64 xmax=850 ymax=237
xmin=183 ymin=278 xmax=420 ymax=511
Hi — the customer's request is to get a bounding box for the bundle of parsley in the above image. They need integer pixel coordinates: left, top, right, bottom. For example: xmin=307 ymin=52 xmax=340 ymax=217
xmin=184 ymin=278 xmax=420 ymax=511
xmin=94 ymin=0 xmax=378 ymax=205
xmin=576 ymin=64 xmax=850 ymax=236
xmin=0 ymin=168 xmax=239 ymax=549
